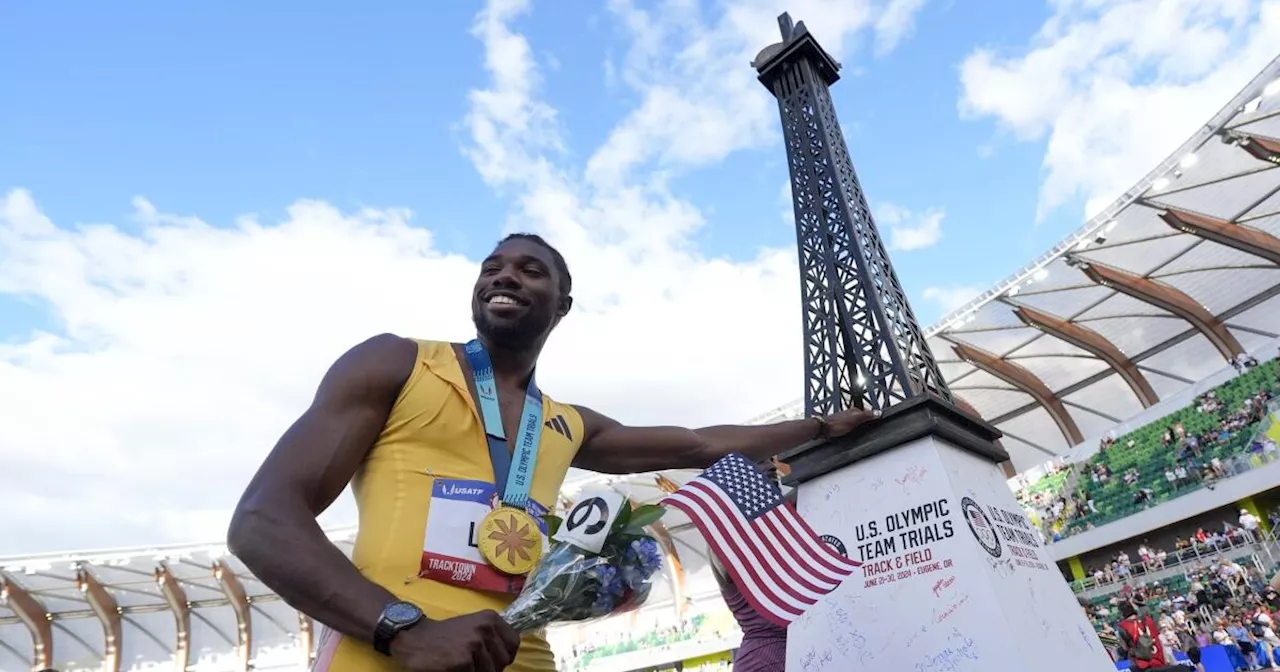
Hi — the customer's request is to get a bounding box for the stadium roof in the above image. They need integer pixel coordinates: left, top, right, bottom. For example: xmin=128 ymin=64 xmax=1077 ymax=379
xmin=0 ymin=534 xmax=359 ymax=671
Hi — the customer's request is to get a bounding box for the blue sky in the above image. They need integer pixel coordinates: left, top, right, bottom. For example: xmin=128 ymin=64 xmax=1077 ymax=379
xmin=0 ymin=0 xmax=1084 ymax=334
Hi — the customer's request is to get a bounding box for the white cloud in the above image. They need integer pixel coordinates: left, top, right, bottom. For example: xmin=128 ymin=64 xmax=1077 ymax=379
xmin=922 ymin=285 xmax=983 ymax=313
xmin=779 ymin=180 xmax=795 ymax=226
xmin=584 ymin=0 xmax=929 ymax=188
xmin=874 ymin=0 xmax=928 ymax=55
xmin=959 ymin=0 xmax=1280 ymax=219
xmin=0 ymin=0 xmax=927 ymax=554
xmin=876 ymin=202 xmax=945 ymax=251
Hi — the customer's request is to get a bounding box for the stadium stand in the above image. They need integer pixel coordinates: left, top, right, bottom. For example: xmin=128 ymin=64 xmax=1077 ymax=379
xmin=1012 ymin=357 xmax=1280 ymax=541
xmin=3 ymin=41 xmax=1279 ymax=672
xmin=1066 ymin=359 xmax=1279 ymax=534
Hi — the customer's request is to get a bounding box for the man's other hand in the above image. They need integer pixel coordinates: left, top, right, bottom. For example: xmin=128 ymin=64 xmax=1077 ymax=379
xmin=391 ymin=610 xmax=520 ymax=672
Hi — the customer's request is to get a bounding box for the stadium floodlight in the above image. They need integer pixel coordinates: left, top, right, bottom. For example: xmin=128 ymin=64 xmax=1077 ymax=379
xmin=1265 ymin=78 xmax=1280 ymax=97
xmin=1179 ymin=153 xmax=1199 ymax=168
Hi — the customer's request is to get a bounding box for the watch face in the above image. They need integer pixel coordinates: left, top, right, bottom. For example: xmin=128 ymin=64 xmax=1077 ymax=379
xmin=384 ymin=601 xmax=422 ymax=625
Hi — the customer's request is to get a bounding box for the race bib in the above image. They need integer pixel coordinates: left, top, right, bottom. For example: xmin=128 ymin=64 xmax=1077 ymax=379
xmin=419 ymin=478 xmax=549 ymax=594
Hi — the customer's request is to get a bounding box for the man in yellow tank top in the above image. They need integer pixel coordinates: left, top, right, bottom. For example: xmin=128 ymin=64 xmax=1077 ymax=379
xmin=228 ymin=233 xmax=875 ymax=672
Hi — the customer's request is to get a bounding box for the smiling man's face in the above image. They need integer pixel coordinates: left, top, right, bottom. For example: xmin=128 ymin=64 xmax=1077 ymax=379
xmin=471 ymin=236 xmax=568 ymax=351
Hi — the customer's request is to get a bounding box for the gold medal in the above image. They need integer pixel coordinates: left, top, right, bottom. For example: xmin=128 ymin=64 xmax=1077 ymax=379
xmin=477 ymin=506 xmax=543 ymax=575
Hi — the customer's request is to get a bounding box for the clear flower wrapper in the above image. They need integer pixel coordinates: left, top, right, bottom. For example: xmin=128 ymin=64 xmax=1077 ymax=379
xmin=501 ymin=499 xmax=666 ymax=633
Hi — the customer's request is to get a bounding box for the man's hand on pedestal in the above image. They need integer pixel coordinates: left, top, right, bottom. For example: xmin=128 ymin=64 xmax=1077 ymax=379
xmin=819 ymin=408 xmax=880 ymax=439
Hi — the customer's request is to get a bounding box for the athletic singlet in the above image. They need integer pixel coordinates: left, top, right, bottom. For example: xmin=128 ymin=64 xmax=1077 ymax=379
xmin=314 ymin=339 xmax=584 ymax=672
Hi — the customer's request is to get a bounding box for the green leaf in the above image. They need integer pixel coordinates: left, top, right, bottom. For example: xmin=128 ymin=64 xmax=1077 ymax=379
xmin=542 ymin=514 xmax=563 ymax=537
xmin=625 ymin=504 xmax=666 ymax=533
xmin=611 ymin=499 xmax=634 ymax=534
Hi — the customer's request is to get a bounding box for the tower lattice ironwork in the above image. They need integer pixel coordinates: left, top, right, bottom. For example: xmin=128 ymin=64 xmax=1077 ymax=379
xmin=754 ymin=13 xmax=951 ymax=416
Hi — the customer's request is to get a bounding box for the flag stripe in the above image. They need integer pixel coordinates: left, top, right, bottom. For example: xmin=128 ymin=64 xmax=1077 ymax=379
xmin=777 ymin=504 xmax=861 ymax=572
xmin=663 ymin=494 xmax=800 ymax=625
xmin=758 ymin=513 xmax=848 ymax=586
xmin=683 ymin=481 xmax=823 ymax=605
xmin=685 ymin=481 xmax=834 ymax=601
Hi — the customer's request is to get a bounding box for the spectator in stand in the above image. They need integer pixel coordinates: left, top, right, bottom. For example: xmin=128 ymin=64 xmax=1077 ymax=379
xmin=1117 ymin=601 xmax=1177 ymax=671
xmin=1240 ymin=508 xmax=1261 ymax=542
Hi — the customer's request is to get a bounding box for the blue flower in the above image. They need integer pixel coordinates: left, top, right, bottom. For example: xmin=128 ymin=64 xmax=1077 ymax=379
xmin=591 ymin=590 xmax=615 ymax=614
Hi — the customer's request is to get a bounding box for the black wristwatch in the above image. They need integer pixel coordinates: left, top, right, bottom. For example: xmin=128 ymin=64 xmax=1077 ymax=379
xmin=373 ymin=600 xmax=424 ymax=656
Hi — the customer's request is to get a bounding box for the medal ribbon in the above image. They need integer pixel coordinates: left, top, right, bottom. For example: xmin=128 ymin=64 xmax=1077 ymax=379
xmin=463 ymin=339 xmax=544 ymax=509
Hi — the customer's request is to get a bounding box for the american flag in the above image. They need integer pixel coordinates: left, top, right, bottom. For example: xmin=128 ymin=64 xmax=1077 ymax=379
xmin=661 ymin=453 xmax=860 ymax=626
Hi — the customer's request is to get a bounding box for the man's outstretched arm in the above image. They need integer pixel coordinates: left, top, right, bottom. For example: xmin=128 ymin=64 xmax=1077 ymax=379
xmin=570 ymin=405 xmax=877 ymax=474
xmin=226 ymin=333 xmax=416 ymax=642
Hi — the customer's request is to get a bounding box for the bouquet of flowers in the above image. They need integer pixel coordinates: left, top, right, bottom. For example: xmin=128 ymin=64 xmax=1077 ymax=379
xmin=501 ymin=494 xmax=666 ymax=633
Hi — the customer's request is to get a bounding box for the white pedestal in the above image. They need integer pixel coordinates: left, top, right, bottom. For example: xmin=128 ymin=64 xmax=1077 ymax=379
xmin=782 ymin=399 xmax=1115 ymax=672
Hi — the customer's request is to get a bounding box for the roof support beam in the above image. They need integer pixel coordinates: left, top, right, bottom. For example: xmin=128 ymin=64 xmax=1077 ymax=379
xmin=646 ymin=521 xmax=687 ymax=624
xmin=76 ymin=566 xmax=123 ymax=672
xmin=1159 ymin=207 xmax=1280 ymax=265
xmin=1077 ymin=262 xmax=1244 ymax=361
xmin=952 ymin=343 xmax=1084 ymax=446
xmin=624 ymin=487 xmax=688 ymax=625
xmin=989 ymin=280 xmax=1280 ymax=427
xmin=213 ymin=560 xmax=253 ymax=672
xmin=0 ymin=573 xmax=53 ymax=669
xmin=298 ymin=613 xmax=316 ymax=669
xmin=952 ymin=394 xmax=1016 ymax=477
xmin=155 ymin=562 xmax=191 ymax=672
xmin=1014 ymin=304 xmax=1159 ymax=408
xmin=1237 ymin=132 xmax=1280 ymax=165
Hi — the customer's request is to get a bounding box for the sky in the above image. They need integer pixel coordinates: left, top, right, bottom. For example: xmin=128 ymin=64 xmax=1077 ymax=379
xmin=2 ymin=0 xmax=1278 ymax=555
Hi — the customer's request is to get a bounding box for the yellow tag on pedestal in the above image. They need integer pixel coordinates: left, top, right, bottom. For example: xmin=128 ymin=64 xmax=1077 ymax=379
xmin=477 ymin=506 xmax=543 ymax=575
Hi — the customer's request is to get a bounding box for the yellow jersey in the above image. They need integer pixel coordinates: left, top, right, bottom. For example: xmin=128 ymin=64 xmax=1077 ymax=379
xmin=315 ymin=339 xmax=584 ymax=672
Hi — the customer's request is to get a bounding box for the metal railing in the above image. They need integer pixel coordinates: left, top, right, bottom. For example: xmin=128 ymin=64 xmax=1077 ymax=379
xmin=1070 ymin=528 xmax=1279 ymax=596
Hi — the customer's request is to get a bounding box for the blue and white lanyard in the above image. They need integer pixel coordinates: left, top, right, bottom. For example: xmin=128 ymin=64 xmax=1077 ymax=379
xmin=462 ymin=339 xmax=545 ymax=509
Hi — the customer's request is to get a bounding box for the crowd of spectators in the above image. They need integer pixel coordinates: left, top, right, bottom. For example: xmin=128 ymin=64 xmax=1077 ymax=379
xmin=1013 ymin=357 xmax=1279 ymax=544
xmin=1088 ymin=549 xmax=1280 ymax=669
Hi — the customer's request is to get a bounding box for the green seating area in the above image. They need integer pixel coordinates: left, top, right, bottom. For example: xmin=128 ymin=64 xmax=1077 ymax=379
xmin=1027 ymin=468 xmax=1069 ymax=497
xmin=572 ymin=615 xmax=709 ymax=668
xmin=1057 ymin=359 xmax=1279 ymax=536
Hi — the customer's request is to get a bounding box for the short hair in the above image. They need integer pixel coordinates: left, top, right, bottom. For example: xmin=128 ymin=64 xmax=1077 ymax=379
xmin=1118 ymin=600 xmax=1137 ymax=619
xmin=499 ymin=233 xmax=572 ymax=299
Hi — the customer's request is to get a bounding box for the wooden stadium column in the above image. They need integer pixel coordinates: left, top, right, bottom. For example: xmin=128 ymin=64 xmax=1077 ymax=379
xmin=76 ymin=566 xmax=123 ymax=672
xmin=1014 ymin=304 xmax=1160 ymax=407
xmin=952 ymin=395 xmax=1017 ymax=477
xmin=212 ymin=560 xmax=252 ymax=672
xmin=155 ymin=562 xmax=191 ymax=672
xmin=648 ymin=480 xmax=691 ymax=623
xmin=297 ymin=613 xmax=316 ymax=668
xmin=953 ymin=343 xmax=1085 ymax=446
xmin=0 ymin=573 xmax=54 ymax=669
xmin=1159 ymin=207 xmax=1280 ymax=266
xmin=1078 ymin=261 xmax=1244 ymax=361
xmin=1237 ymin=132 xmax=1280 ymax=165
xmin=647 ymin=520 xmax=687 ymax=623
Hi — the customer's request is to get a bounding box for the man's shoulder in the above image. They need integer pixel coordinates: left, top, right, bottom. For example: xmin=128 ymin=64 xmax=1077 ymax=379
xmin=337 ymin=334 xmax=422 ymax=383
xmin=354 ymin=333 xmax=422 ymax=360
